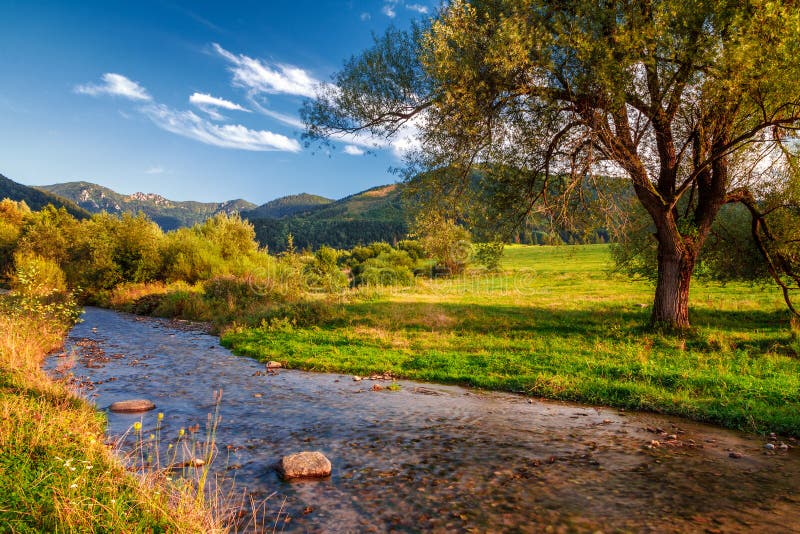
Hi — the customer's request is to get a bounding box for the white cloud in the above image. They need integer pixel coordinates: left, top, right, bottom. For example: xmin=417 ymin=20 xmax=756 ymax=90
xmin=406 ymin=3 xmax=428 ymax=13
xmin=145 ymin=166 xmax=165 ymax=174
xmin=382 ymin=3 xmax=397 ymax=18
xmin=360 ymin=12 xmax=371 ymax=21
xmin=212 ymin=43 xmax=321 ymax=98
xmin=343 ymin=145 xmax=365 ymax=156
xmin=75 ymin=73 xmax=152 ymax=101
xmin=189 ymin=92 xmax=249 ymax=112
xmin=142 ymin=103 xmax=301 ymax=152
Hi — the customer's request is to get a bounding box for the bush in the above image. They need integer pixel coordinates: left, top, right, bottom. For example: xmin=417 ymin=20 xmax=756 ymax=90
xmin=473 ymin=241 xmax=505 ymax=271
xmin=351 ymin=249 xmax=415 ymax=288
xmin=11 ymin=252 xmax=67 ymax=299
xmin=303 ymin=246 xmax=348 ymax=292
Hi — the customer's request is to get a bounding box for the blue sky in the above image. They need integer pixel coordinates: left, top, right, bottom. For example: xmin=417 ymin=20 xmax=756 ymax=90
xmin=0 ymin=1 xmax=433 ymax=204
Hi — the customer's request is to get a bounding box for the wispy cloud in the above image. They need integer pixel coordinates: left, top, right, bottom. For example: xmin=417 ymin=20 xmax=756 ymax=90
xmin=142 ymin=103 xmax=301 ymax=152
xmin=145 ymin=166 xmax=165 ymax=174
xmin=406 ymin=3 xmax=428 ymax=14
xmin=75 ymin=73 xmax=152 ymax=101
xmin=189 ymin=92 xmax=249 ymax=112
xmin=212 ymin=43 xmax=321 ymax=98
xmin=343 ymin=145 xmax=365 ymax=156
xmin=76 ymin=72 xmax=300 ymax=152
xmin=360 ymin=12 xmax=371 ymax=21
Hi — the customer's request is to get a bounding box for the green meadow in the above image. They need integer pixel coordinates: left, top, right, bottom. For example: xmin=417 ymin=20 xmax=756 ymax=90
xmin=222 ymin=244 xmax=800 ymax=436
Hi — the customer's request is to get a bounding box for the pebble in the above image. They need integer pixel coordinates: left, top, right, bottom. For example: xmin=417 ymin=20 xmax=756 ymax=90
xmin=729 ymin=452 xmax=742 ymax=459
xmin=266 ymin=361 xmax=282 ymax=369
xmin=765 ymin=443 xmax=775 ymax=450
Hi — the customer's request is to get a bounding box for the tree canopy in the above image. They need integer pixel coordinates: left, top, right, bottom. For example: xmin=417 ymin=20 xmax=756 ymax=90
xmin=304 ymin=0 xmax=800 ymax=328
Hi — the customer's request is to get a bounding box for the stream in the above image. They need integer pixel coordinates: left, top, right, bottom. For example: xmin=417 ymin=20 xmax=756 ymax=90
xmin=46 ymin=307 xmax=800 ymax=533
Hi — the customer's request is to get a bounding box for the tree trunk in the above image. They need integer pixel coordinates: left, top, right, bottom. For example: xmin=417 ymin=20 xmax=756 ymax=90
xmin=651 ymin=239 xmax=695 ymax=329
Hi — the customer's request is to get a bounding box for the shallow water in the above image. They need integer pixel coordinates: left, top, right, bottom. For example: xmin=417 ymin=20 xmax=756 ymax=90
xmin=47 ymin=307 xmax=800 ymax=533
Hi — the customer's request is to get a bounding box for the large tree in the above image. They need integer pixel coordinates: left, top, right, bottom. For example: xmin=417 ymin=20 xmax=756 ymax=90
xmin=304 ymin=0 xmax=800 ymax=328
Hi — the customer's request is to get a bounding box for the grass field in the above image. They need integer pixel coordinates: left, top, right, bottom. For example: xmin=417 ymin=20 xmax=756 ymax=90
xmin=222 ymin=244 xmax=800 ymax=436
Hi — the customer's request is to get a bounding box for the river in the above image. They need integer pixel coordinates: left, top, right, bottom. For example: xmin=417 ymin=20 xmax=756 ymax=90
xmin=46 ymin=307 xmax=800 ymax=533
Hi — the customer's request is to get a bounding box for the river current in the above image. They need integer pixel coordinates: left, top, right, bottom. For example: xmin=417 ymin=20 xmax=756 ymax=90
xmin=46 ymin=307 xmax=800 ymax=533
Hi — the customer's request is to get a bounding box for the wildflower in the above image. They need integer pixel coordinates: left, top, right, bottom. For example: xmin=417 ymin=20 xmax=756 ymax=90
xmin=150 ymin=434 xmax=155 ymax=440
xmin=85 ymin=465 xmax=93 ymax=470
xmin=133 ymin=421 xmax=142 ymax=432
xmin=70 ymin=483 xmax=77 ymax=489
xmin=178 ymin=428 xmax=185 ymax=437
xmin=157 ymin=412 xmax=164 ymax=421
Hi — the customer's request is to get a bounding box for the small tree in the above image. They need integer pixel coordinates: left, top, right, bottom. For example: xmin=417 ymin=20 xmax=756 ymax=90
xmin=411 ymin=212 xmax=472 ymax=275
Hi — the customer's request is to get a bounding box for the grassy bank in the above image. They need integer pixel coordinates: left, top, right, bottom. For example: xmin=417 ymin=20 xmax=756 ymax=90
xmin=221 ymin=244 xmax=800 ymax=436
xmin=0 ymin=296 xmax=215 ymax=532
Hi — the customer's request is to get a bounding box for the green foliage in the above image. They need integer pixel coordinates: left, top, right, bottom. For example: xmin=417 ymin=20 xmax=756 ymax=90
xmin=6 ymin=253 xmax=80 ymax=326
xmin=352 ymin=250 xmax=416 ymax=288
xmin=397 ymin=239 xmax=425 ymax=261
xmin=304 ymin=0 xmax=800 ymax=327
xmin=0 ymin=199 xmax=30 ymax=278
xmin=303 ymin=246 xmax=349 ymax=292
xmin=412 ymin=212 xmax=472 ymax=275
xmin=473 ymin=241 xmax=505 ymax=271
xmin=0 ymin=174 xmax=90 ymax=219
xmin=16 ymin=205 xmax=81 ymax=266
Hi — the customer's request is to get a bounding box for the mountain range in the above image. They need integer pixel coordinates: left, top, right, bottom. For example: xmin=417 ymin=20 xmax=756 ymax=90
xmin=0 ymin=172 xmax=407 ymax=249
xmin=38 ymin=181 xmax=257 ymax=231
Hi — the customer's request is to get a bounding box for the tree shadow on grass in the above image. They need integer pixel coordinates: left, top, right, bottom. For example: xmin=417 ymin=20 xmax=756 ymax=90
xmin=325 ymin=301 xmax=794 ymax=354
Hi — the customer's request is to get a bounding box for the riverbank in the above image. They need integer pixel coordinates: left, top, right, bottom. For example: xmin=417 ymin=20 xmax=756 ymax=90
xmin=0 ymin=296 xmax=215 ymax=531
xmin=220 ymin=245 xmax=800 ymax=436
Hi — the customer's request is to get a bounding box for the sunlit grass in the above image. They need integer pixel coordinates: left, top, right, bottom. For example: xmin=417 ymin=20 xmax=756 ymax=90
xmin=222 ymin=244 xmax=800 ymax=436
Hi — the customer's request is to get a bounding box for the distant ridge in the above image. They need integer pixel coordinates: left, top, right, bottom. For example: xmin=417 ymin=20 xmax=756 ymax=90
xmin=241 ymin=192 xmax=333 ymax=219
xmin=39 ymin=181 xmax=257 ymax=231
xmin=0 ymin=173 xmax=91 ymax=219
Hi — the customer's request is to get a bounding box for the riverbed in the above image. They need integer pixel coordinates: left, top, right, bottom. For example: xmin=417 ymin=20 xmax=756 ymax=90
xmin=46 ymin=307 xmax=800 ymax=533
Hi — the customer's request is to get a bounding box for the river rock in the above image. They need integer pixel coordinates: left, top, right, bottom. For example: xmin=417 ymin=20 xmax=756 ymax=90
xmin=266 ymin=361 xmax=282 ymax=369
xmin=109 ymin=399 xmax=156 ymax=413
xmin=278 ymin=451 xmax=332 ymax=479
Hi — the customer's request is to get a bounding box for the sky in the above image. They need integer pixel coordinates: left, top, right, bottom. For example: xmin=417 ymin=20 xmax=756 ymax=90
xmin=0 ymin=0 xmax=435 ymax=204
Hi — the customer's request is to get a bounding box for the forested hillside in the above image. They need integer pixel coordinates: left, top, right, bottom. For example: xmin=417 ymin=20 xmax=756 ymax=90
xmin=0 ymin=174 xmax=90 ymax=219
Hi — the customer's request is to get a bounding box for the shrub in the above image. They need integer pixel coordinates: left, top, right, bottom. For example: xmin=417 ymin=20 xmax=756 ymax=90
xmin=473 ymin=241 xmax=505 ymax=271
xmin=11 ymin=252 xmax=67 ymax=299
xmin=303 ymin=246 xmax=348 ymax=292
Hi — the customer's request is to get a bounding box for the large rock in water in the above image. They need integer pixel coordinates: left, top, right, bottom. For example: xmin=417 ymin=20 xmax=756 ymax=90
xmin=278 ymin=451 xmax=332 ymax=479
xmin=109 ymin=399 xmax=156 ymax=413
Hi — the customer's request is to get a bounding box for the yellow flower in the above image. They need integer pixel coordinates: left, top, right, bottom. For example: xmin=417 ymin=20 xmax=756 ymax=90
xmin=133 ymin=422 xmax=142 ymax=432
xmin=157 ymin=412 xmax=164 ymax=421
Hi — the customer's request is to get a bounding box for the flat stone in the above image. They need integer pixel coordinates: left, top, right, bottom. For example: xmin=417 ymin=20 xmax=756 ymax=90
xmin=266 ymin=361 xmax=282 ymax=369
xmin=109 ymin=399 xmax=156 ymax=413
xmin=278 ymin=451 xmax=332 ymax=479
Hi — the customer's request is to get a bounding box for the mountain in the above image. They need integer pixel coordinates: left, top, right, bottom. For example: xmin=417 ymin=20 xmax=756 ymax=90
xmin=38 ymin=181 xmax=257 ymax=231
xmin=0 ymin=173 xmax=91 ymax=219
xmin=247 ymin=183 xmax=408 ymax=252
xmin=241 ymin=193 xmax=333 ymax=219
